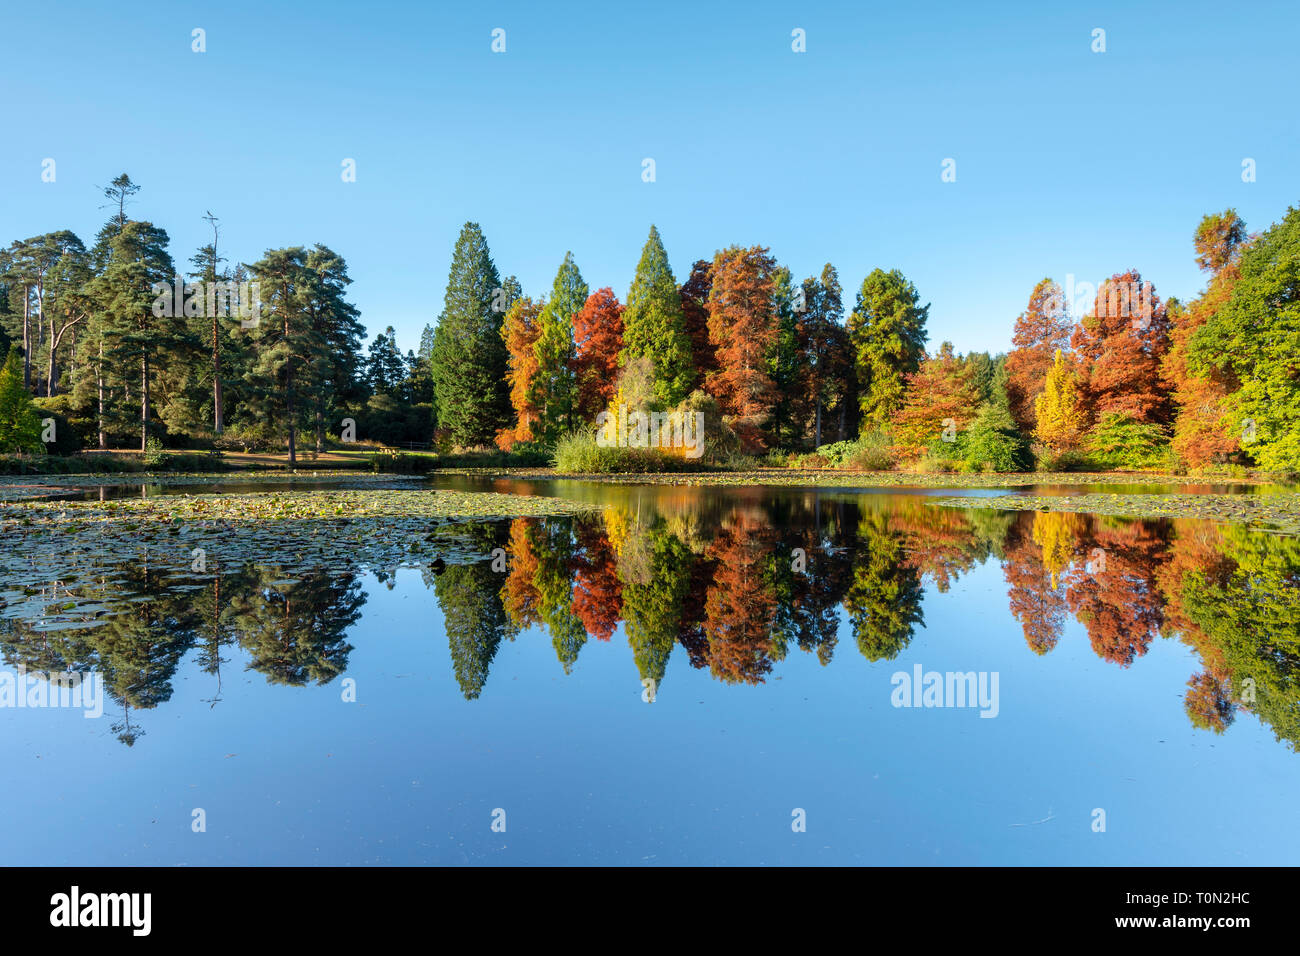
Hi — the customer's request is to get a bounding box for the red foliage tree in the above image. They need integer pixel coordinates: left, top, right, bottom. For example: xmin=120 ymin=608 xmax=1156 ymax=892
xmin=570 ymin=520 xmax=622 ymax=641
xmin=1001 ymin=513 xmax=1069 ymax=655
xmin=1069 ymin=270 xmax=1171 ymax=426
xmin=572 ymin=287 xmax=624 ymax=422
xmin=706 ymin=246 xmax=778 ymax=448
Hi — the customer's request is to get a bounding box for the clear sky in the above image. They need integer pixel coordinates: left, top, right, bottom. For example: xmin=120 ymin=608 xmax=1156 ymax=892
xmin=2 ymin=0 xmax=1296 ymax=356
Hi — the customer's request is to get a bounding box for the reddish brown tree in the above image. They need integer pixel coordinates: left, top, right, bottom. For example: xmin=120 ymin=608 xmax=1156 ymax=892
xmin=501 ymin=518 xmax=541 ymax=630
xmin=1005 ymin=278 xmax=1073 ymax=431
xmin=1069 ymin=270 xmax=1171 ymax=426
xmin=572 ymin=287 xmax=624 ymax=422
xmin=706 ymin=246 xmax=778 ymax=448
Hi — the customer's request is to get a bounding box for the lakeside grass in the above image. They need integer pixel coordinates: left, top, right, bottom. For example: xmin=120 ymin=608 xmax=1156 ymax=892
xmin=433 ymin=467 xmax=1291 ymax=488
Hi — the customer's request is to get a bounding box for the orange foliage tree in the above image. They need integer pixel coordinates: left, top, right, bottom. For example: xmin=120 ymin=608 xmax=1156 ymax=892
xmin=1005 ymin=278 xmax=1072 ymax=431
xmin=889 ymin=342 xmax=979 ymax=458
xmin=706 ymin=245 xmax=778 ymax=449
xmin=495 ymin=297 xmax=543 ymax=450
xmin=1070 ymin=270 xmax=1171 ymax=427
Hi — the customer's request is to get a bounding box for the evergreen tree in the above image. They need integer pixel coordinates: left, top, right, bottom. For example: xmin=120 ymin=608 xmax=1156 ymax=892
xmin=86 ymin=220 xmax=186 ymax=451
xmin=0 ymin=347 xmax=42 ymax=452
xmin=766 ymin=266 xmax=801 ymax=447
xmin=533 ymin=252 xmax=587 ymax=445
xmin=430 ymin=223 xmax=508 ymax=447
xmin=847 ymin=268 xmax=929 ymax=430
xmin=365 ymin=326 xmax=406 ymax=395
xmin=620 ymin=225 xmax=693 ymax=407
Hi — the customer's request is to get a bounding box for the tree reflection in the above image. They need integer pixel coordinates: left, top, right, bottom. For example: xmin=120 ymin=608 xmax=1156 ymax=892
xmin=4 ymin=490 xmax=1300 ymax=753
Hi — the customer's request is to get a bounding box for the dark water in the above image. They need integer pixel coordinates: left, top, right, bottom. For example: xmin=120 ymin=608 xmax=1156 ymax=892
xmin=2 ymin=477 xmax=1298 ymax=865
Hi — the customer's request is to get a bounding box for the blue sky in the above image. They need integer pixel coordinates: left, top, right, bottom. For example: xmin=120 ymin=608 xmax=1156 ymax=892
xmin=2 ymin=0 xmax=1296 ymax=356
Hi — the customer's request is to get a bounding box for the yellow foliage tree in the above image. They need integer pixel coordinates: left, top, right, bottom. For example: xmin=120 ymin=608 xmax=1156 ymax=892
xmin=1034 ymin=350 xmax=1084 ymax=451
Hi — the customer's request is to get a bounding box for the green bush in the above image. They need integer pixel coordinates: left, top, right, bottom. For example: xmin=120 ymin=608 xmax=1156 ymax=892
xmin=143 ymin=436 xmax=169 ymax=468
xmin=1085 ymin=413 xmax=1170 ymax=470
xmin=791 ymin=430 xmax=895 ymax=471
xmin=962 ymin=403 xmax=1032 ymax=472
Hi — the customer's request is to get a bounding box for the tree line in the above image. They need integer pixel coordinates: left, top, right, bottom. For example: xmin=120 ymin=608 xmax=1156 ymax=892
xmin=5 ymin=178 xmax=1298 ymax=472
xmin=431 ymin=204 xmax=1300 ymax=472
xmin=0 ymin=174 xmax=435 ymax=463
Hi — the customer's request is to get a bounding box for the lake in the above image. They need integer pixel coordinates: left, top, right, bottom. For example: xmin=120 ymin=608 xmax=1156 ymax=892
xmin=2 ymin=475 xmax=1297 ymax=865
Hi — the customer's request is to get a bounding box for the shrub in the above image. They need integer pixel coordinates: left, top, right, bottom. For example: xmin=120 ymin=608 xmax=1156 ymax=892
xmin=1085 ymin=413 xmax=1170 ymax=470
xmin=963 ymin=402 xmax=1032 ymax=472
xmin=142 ymin=436 xmax=169 ymax=468
xmin=552 ymin=427 xmax=708 ymax=473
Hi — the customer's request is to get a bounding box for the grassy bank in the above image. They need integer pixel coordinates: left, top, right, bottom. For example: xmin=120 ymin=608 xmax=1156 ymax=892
xmin=435 ymin=467 xmax=1291 ymax=488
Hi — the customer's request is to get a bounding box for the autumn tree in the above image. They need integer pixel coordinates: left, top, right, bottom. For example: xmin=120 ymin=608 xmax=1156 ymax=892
xmin=1070 ymin=270 xmax=1171 ymax=427
xmin=1034 ymin=349 xmax=1084 ymax=451
xmin=1005 ymin=278 xmax=1072 ymax=431
xmin=889 ymin=342 xmax=978 ymax=458
xmin=572 ymin=288 xmax=624 ymax=423
xmin=706 ymin=245 xmax=778 ymax=447
xmin=496 ymin=297 xmax=543 ymax=450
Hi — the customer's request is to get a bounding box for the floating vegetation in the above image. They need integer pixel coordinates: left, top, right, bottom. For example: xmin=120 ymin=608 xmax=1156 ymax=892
xmin=0 ymin=490 xmax=598 ymax=631
xmin=931 ymin=492 xmax=1300 ymax=534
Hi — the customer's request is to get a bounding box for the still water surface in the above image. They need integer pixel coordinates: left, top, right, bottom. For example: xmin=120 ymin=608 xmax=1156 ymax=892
xmin=2 ymin=476 xmax=1297 ymax=864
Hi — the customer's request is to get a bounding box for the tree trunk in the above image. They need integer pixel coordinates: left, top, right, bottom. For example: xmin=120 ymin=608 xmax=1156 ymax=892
xmin=315 ymin=394 xmax=325 ymax=454
xmin=212 ymin=316 xmax=224 ymax=434
xmin=285 ymin=311 xmax=296 ymax=470
xmin=814 ymin=401 xmax=823 ymax=448
xmin=97 ymin=338 xmax=106 ymax=450
xmin=141 ymin=355 xmax=150 ymax=453
xmin=21 ymin=289 xmax=30 ymax=390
